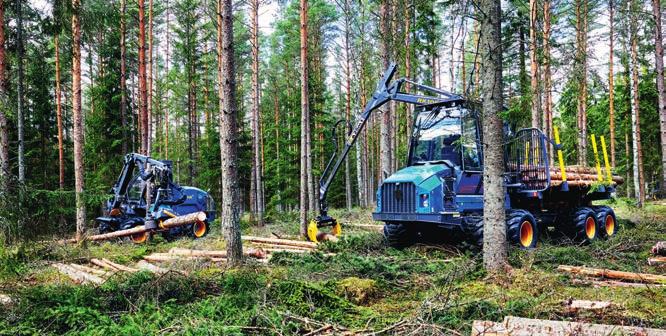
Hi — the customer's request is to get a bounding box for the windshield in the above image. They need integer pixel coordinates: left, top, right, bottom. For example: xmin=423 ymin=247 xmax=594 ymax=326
xmin=410 ymin=106 xmax=481 ymax=170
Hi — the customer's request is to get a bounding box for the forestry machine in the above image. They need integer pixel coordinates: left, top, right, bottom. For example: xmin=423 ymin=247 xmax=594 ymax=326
xmin=310 ymin=63 xmax=619 ymax=248
xmin=95 ymin=153 xmax=216 ymax=243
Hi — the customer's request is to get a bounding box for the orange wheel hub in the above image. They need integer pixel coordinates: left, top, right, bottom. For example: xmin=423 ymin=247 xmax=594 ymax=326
xmin=131 ymin=231 xmax=149 ymax=244
xmin=605 ymin=215 xmax=615 ymax=236
xmin=519 ymin=220 xmax=534 ymax=247
xmin=585 ymin=217 xmax=596 ymax=239
xmin=193 ymin=221 xmax=207 ymax=238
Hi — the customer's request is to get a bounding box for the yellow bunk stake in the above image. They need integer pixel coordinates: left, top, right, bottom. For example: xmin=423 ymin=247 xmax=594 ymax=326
xmin=524 ymin=141 xmax=530 ymax=166
xmin=600 ymin=136 xmax=612 ymax=183
xmin=553 ymin=126 xmax=566 ymax=181
xmin=590 ymin=134 xmax=603 ymax=181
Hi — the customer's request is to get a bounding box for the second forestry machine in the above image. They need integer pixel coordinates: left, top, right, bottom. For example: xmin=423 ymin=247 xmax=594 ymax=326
xmin=309 ymin=64 xmax=620 ymax=248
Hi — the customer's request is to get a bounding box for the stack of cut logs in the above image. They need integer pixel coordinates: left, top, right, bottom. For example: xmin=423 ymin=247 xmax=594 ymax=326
xmin=649 ymin=241 xmax=666 ymax=266
xmin=241 ymin=236 xmax=320 ymax=254
xmin=548 ymin=166 xmax=624 ymax=187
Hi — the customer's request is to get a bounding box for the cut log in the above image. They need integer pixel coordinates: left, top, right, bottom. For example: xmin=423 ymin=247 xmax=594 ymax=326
xmin=144 ymin=253 xmax=226 ymax=263
xmin=168 ymin=247 xmax=267 ymax=259
xmin=261 ymin=247 xmax=309 ymax=254
xmin=472 ymin=317 xmax=666 ymax=336
xmin=571 ymin=278 xmax=665 ymax=288
xmin=52 ymin=263 xmax=105 ymax=284
xmin=90 ymin=258 xmax=121 ymax=271
xmin=242 ymin=236 xmax=317 ymax=249
xmin=135 ymin=260 xmax=188 ymax=275
xmin=558 ymin=265 xmax=666 ymax=284
xmin=68 ymin=263 xmax=110 ymax=277
xmin=102 ymin=258 xmax=139 ymax=273
xmin=652 ymin=241 xmax=666 ymax=256
xmin=563 ymin=299 xmax=612 ymax=311
xmin=648 ymin=257 xmax=666 ymax=265
xmin=0 ymin=294 xmax=12 ymax=306
xmin=160 ymin=211 xmax=206 ymax=229
xmin=248 ymin=242 xmax=313 ymax=251
xmin=316 ymin=233 xmax=339 ymax=243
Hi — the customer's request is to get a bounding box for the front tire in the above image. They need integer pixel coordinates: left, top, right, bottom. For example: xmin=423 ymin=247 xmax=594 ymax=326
xmin=591 ymin=206 xmax=617 ymax=238
xmin=566 ymin=207 xmax=598 ymax=243
xmin=383 ymin=223 xmax=416 ymax=248
xmin=189 ymin=220 xmax=209 ymax=239
xmin=506 ymin=209 xmax=539 ymax=248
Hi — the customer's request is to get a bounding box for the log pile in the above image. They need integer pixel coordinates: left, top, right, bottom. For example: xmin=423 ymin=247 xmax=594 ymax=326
xmin=558 ymin=265 xmax=666 ymax=286
xmin=548 ymin=166 xmax=623 ymax=187
xmin=52 ymin=257 xmax=188 ymax=284
xmin=241 ymin=235 xmax=336 ymax=256
xmin=472 ymin=316 xmax=666 ymax=336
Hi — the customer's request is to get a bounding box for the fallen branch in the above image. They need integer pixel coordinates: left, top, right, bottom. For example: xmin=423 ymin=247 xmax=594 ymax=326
xmin=648 ymin=257 xmax=666 ymax=266
xmin=570 ymin=278 xmax=665 ymax=288
xmin=52 ymin=263 xmax=105 ymax=285
xmin=303 ymin=324 xmax=333 ymax=336
xmin=652 ymin=241 xmax=666 ymax=256
xmin=558 ymin=265 xmax=666 ymax=284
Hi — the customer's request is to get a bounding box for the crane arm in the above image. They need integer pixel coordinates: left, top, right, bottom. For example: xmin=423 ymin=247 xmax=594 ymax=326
xmin=315 ymin=63 xmax=464 ymax=226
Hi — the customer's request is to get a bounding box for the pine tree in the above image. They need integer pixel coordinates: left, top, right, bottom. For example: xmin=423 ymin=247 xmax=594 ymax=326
xmin=72 ymin=0 xmax=86 ymax=242
xmin=218 ymin=0 xmax=242 ymax=264
xmin=299 ymin=0 xmax=311 ymax=236
xmin=250 ymin=0 xmax=264 ymax=225
xmin=652 ymin=0 xmax=666 ymax=195
xmin=0 ymin=0 xmax=8 ymax=189
xmin=479 ymin=0 xmax=507 ymax=272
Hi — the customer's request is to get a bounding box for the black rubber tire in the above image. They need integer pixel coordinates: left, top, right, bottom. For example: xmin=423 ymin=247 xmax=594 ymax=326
xmin=506 ymin=209 xmax=539 ymax=248
xmin=566 ymin=207 xmax=598 ymax=243
xmin=591 ymin=206 xmax=618 ymax=239
xmin=462 ymin=214 xmax=484 ymax=247
xmin=383 ymin=223 xmax=416 ymax=248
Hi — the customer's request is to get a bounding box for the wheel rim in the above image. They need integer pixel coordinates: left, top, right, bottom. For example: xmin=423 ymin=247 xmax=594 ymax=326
xmin=193 ymin=221 xmax=207 ymax=238
xmin=585 ymin=217 xmax=596 ymax=239
xmin=605 ymin=215 xmax=615 ymax=236
xmin=131 ymin=231 xmax=149 ymax=244
xmin=519 ymin=220 xmax=534 ymax=247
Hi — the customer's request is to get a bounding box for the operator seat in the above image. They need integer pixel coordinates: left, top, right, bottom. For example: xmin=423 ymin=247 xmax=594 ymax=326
xmin=440 ymin=135 xmax=461 ymax=166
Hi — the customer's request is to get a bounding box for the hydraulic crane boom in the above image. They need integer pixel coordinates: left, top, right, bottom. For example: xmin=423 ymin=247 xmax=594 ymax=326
xmin=309 ymin=63 xmax=464 ymax=241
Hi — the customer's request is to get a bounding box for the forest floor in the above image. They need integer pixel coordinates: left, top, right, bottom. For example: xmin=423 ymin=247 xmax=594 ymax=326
xmin=0 ymin=198 xmax=664 ymax=335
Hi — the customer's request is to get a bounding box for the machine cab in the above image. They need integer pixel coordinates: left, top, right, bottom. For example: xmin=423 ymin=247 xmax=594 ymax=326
xmin=408 ymin=105 xmax=482 ymax=172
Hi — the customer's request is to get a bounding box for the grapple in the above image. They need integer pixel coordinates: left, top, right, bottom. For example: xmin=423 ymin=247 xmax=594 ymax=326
xmin=307 ymin=215 xmax=342 ymax=243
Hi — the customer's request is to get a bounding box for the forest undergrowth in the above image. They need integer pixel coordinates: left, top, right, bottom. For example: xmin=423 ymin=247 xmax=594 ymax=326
xmin=0 ymin=198 xmax=664 ymax=335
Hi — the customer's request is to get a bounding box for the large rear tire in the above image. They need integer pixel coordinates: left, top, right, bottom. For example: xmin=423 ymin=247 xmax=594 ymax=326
xmin=591 ymin=206 xmax=617 ymax=239
xmin=566 ymin=207 xmax=598 ymax=243
xmin=506 ymin=209 xmax=539 ymax=248
xmin=383 ymin=223 xmax=416 ymax=249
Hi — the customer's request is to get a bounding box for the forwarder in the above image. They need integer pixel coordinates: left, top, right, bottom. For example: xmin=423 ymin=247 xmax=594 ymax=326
xmin=309 ymin=64 xmax=621 ymax=248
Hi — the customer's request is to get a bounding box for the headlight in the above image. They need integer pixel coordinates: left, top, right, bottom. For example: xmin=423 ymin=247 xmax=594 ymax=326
xmin=419 ymin=194 xmax=429 ymax=208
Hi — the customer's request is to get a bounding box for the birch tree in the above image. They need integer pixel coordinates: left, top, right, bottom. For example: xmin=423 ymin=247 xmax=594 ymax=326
xmin=250 ymin=0 xmax=265 ymax=224
xmin=629 ymin=0 xmax=645 ymax=207
xmin=72 ymin=0 xmax=86 ymax=242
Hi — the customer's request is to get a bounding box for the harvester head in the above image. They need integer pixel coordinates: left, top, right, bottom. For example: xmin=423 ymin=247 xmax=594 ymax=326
xmin=307 ymin=215 xmax=342 ymax=243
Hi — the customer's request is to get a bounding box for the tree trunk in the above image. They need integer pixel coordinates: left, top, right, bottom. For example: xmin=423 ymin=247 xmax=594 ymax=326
xmin=72 ymin=0 xmax=86 ymax=243
xmin=147 ymin=0 xmax=154 ymax=155
xmin=575 ymin=0 xmax=588 ymax=166
xmin=217 ymin=0 xmax=242 ymax=265
xmin=652 ymin=0 xmax=666 ymax=195
xmin=120 ymin=0 xmax=128 ymax=154
xmin=138 ymin=0 xmax=148 ymax=155
xmin=164 ymin=0 xmax=170 ymax=159
xmin=299 ymin=0 xmax=310 ymax=236
xmin=343 ymin=0 xmax=353 ymax=211
xmin=609 ymin=0 xmax=615 ymax=167
xmin=0 ymin=0 xmax=7 ymax=189
xmin=529 ymin=0 xmax=541 ymax=129
xmin=542 ymin=0 xmax=552 ymax=156
xmin=479 ymin=0 xmax=507 ymax=273
xmin=55 ymin=36 xmax=65 ymax=190
xmin=250 ymin=0 xmax=264 ymax=224
xmin=629 ymin=0 xmax=645 ymax=206
xmin=17 ymin=0 xmax=25 ymax=182
xmin=379 ymin=0 xmax=391 ymax=182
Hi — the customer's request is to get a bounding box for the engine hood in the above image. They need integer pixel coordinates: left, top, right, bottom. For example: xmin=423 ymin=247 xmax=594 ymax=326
xmin=384 ymin=164 xmax=453 ymax=188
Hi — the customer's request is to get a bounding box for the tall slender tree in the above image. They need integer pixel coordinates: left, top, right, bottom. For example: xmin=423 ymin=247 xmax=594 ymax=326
xmin=629 ymin=0 xmax=645 ymax=206
xmin=529 ymin=0 xmax=541 ymax=129
xmin=148 ymin=0 xmax=154 ymax=155
xmin=120 ymin=0 xmax=128 ymax=154
xmin=55 ymin=34 xmax=64 ymax=190
xmin=574 ymin=0 xmax=589 ymax=165
xmin=250 ymin=0 xmax=264 ymax=224
xmin=17 ymin=0 xmax=25 ymax=182
xmin=652 ymin=0 xmax=666 ymax=194
xmin=72 ymin=0 xmax=86 ymax=242
xmin=542 ymin=0 xmax=553 ymax=153
xmin=379 ymin=0 xmax=391 ymax=181
xmin=138 ymin=0 xmax=148 ymax=154
xmin=609 ymin=0 xmax=615 ymax=166
xmin=299 ymin=0 xmax=310 ymax=236
xmin=218 ymin=0 xmax=242 ymax=264
xmin=0 ymin=0 xmax=8 ymax=188
xmin=479 ymin=0 xmax=507 ymax=272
